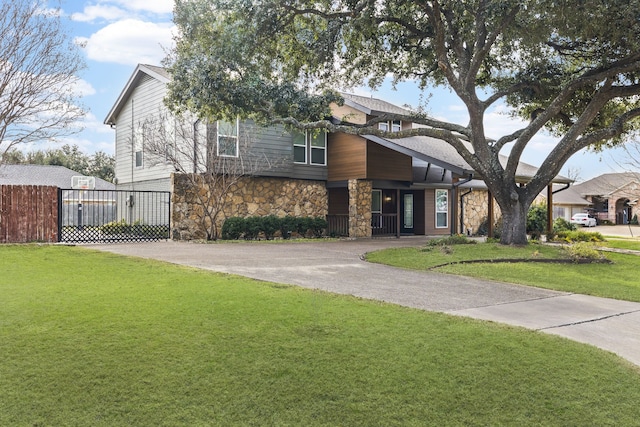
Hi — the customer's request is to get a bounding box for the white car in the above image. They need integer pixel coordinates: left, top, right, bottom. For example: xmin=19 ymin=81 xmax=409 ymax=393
xmin=570 ymin=213 xmax=597 ymax=227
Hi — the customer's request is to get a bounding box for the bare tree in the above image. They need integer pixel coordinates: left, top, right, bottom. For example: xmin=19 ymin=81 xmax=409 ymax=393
xmin=139 ymin=111 xmax=283 ymax=240
xmin=0 ymin=0 xmax=85 ymax=163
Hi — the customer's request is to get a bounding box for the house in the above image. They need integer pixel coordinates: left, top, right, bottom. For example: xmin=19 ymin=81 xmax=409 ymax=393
xmin=535 ymin=184 xmax=592 ymax=221
xmin=572 ymin=173 xmax=640 ymax=224
xmin=104 ymin=64 xmax=570 ymax=239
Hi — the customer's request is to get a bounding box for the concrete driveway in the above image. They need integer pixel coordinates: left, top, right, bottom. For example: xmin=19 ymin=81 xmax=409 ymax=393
xmin=88 ymin=238 xmax=640 ymax=367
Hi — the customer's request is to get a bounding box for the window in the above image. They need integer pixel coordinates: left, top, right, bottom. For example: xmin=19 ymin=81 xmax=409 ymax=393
xmin=292 ymin=130 xmax=327 ymax=166
xmin=435 ymin=189 xmax=448 ymax=228
xmin=309 ymin=131 xmax=326 ymax=165
xmin=372 ymin=190 xmax=382 ymax=214
xmin=293 ymin=131 xmax=306 ymax=163
xmin=217 ymin=119 xmax=239 ymax=157
xmin=392 ymin=120 xmax=402 ymax=132
xmin=133 ymin=122 xmax=144 ymax=168
xmin=378 ymin=122 xmax=389 ymax=131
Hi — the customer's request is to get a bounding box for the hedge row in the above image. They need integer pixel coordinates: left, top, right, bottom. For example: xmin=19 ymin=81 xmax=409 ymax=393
xmin=222 ymin=215 xmax=328 ymax=240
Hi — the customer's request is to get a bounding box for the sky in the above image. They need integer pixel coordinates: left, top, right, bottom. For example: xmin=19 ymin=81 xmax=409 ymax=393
xmin=42 ymin=0 xmax=634 ymax=183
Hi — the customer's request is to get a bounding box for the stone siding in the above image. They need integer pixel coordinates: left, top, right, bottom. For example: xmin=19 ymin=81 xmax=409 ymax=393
xmin=461 ymin=189 xmax=501 ymax=235
xmin=172 ymin=174 xmax=328 ymax=240
xmin=348 ymin=179 xmax=372 ymax=238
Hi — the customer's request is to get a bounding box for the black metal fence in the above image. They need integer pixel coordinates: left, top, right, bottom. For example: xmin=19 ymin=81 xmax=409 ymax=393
xmin=58 ymin=189 xmax=171 ymax=243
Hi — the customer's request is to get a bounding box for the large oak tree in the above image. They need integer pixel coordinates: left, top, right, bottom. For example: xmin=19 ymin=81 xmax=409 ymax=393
xmin=164 ymin=0 xmax=640 ymax=245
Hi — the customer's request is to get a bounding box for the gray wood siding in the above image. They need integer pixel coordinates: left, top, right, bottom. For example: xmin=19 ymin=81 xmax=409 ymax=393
xmin=114 ymin=74 xmax=173 ymax=187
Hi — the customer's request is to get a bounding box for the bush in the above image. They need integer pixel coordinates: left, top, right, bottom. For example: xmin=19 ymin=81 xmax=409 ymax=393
xmin=427 ymin=234 xmax=477 ymax=246
xmin=243 ymin=217 xmax=262 ymax=240
xmin=222 ymin=217 xmax=246 ymax=240
xmin=310 ymin=217 xmax=328 ymax=238
xmin=527 ymin=204 xmax=547 ymax=240
xmin=553 ymin=217 xmax=577 ymax=233
xmin=554 ymin=230 xmax=605 ymax=243
xmin=99 ymin=219 xmax=130 ymax=235
xmin=295 ymin=217 xmax=312 ymax=238
xmin=279 ymin=216 xmax=297 ymax=239
xmin=477 ymin=217 xmax=502 ymax=239
xmin=563 ymin=242 xmax=607 ymax=262
xmin=261 ymin=215 xmax=281 ymax=240
xmin=631 ymin=214 xmax=639 ymax=225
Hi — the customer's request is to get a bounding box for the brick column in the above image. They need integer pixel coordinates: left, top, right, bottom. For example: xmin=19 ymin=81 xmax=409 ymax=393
xmin=348 ymin=179 xmax=372 ymax=238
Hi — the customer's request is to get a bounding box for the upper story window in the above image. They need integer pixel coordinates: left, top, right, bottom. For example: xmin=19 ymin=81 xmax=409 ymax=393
xmin=292 ymin=130 xmax=327 ymax=166
xmin=217 ymin=118 xmax=239 ymax=157
xmin=378 ymin=120 xmax=402 ymax=132
xmin=293 ymin=131 xmax=307 ymax=164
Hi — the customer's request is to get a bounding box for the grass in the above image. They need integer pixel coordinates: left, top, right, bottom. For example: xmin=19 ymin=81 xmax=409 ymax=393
xmin=1 ymin=245 xmax=640 ymax=425
xmin=367 ymin=242 xmax=640 ymax=302
xmin=602 ymin=236 xmax=640 ymax=251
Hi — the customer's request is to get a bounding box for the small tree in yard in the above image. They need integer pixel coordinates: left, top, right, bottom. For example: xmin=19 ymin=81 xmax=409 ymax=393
xmin=165 ymin=0 xmax=640 ymax=245
xmin=140 ymin=112 xmax=282 ymax=240
xmin=0 ymin=0 xmax=85 ymax=163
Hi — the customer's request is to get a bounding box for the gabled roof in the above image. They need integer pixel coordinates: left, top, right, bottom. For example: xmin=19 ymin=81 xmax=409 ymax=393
xmin=340 ymin=93 xmax=412 ymax=117
xmin=366 ymin=134 xmax=572 ymax=184
xmin=104 ymin=63 xmax=170 ymax=125
xmin=0 ymin=165 xmax=115 ymax=189
xmin=573 ymin=172 xmax=640 ymax=197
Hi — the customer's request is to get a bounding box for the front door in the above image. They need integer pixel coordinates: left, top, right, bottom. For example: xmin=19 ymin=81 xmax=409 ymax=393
xmin=401 ymin=191 xmax=414 ymax=234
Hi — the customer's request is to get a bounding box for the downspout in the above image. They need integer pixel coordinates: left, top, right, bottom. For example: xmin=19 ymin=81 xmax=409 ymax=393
xmin=451 ymin=173 xmax=474 ymax=235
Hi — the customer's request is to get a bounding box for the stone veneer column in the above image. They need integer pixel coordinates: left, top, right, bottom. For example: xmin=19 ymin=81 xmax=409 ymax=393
xmin=348 ymin=179 xmax=372 ymax=238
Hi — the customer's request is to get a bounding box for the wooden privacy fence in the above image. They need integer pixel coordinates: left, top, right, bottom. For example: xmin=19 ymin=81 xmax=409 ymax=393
xmin=0 ymin=185 xmax=59 ymax=243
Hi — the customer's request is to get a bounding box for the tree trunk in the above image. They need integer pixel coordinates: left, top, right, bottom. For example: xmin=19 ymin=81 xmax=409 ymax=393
xmin=499 ymin=200 xmax=530 ymax=246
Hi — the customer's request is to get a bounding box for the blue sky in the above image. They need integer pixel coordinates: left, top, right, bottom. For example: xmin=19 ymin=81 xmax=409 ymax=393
xmin=50 ymin=0 xmax=631 ymax=182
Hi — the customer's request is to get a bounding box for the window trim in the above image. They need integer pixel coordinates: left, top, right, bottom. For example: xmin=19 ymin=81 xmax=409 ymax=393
xmin=216 ymin=118 xmax=239 ymax=158
xmin=309 ymin=131 xmax=327 ymax=166
xmin=392 ymin=120 xmax=402 ymax=132
xmin=293 ymin=130 xmax=307 ymax=164
xmin=435 ymin=189 xmax=448 ymax=229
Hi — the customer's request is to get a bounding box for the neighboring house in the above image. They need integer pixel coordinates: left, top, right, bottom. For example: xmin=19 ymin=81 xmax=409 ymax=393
xmin=104 ymin=64 xmax=570 ymax=239
xmin=0 ymin=164 xmax=114 ymax=189
xmin=572 ymin=173 xmax=640 ymax=224
xmin=535 ymin=184 xmax=592 ymax=221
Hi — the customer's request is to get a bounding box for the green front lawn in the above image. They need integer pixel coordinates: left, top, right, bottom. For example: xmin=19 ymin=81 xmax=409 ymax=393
xmin=367 ymin=242 xmax=640 ymax=302
xmin=1 ymin=245 xmax=640 ymax=426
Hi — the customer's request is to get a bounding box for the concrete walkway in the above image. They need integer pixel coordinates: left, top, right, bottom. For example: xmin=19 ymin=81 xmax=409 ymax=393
xmin=87 ymin=238 xmax=640 ymax=367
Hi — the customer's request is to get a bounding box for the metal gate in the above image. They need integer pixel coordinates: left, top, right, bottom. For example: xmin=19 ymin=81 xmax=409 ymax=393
xmin=58 ymin=189 xmax=171 ymax=243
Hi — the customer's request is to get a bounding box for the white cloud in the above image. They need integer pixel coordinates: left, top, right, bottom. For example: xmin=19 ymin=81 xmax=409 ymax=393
xmin=73 ymin=78 xmax=97 ymax=97
xmin=111 ymin=0 xmax=174 ymax=15
xmin=78 ymin=19 xmax=175 ymax=66
xmin=71 ymin=5 xmax=127 ymax=22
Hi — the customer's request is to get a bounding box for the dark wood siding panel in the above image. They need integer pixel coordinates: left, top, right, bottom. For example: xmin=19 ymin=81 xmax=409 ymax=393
xmin=327 ymin=133 xmax=367 ymax=181
xmin=413 ymin=190 xmax=426 ymax=235
xmin=424 ymin=188 xmax=450 ymax=235
xmin=328 ymin=187 xmax=349 ymax=215
xmin=366 ymin=141 xmax=412 ymax=181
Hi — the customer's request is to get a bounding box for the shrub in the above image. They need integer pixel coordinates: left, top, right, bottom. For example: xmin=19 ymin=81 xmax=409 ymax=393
xmin=261 ymin=215 xmax=281 ymax=240
xmin=563 ymin=242 xmax=607 ymax=262
xmin=99 ymin=219 xmax=130 ymax=235
xmin=310 ymin=216 xmax=328 ymax=238
xmin=554 ymin=230 xmax=605 ymax=243
xmin=427 ymin=234 xmax=477 ymax=246
xmin=527 ymin=204 xmax=547 ymax=240
xmin=477 ymin=217 xmax=502 ymax=239
xmin=279 ymin=216 xmax=297 ymax=239
xmin=631 ymin=214 xmax=639 ymax=225
xmin=553 ymin=217 xmax=577 ymax=233
xmin=222 ymin=217 xmax=245 ymax=240
xmin=243 ymin=217 xmax=262 ymax=240
xmin=295 ymin=217 xmax=312 ymax=238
